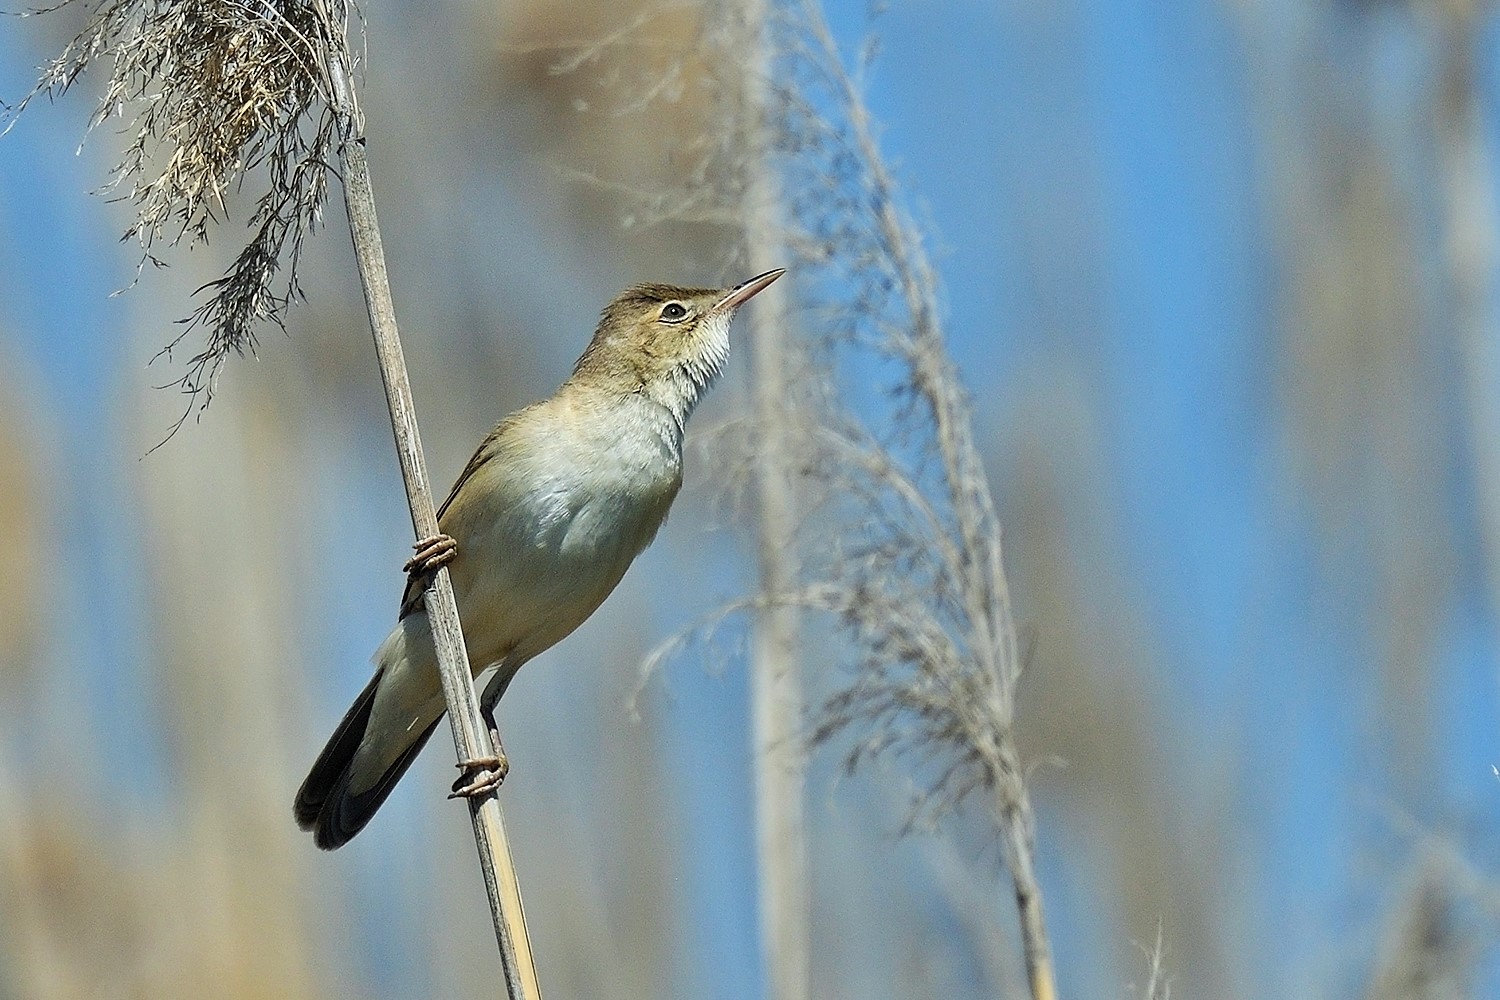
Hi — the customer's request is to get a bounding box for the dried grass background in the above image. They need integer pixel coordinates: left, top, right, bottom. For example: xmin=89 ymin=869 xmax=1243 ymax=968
xmin=1 ymin=0 xmax=1499 ymax=998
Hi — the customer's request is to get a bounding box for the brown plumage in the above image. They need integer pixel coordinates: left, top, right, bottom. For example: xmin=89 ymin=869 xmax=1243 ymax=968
xmin=295 ymin=269 xmax=784 ymax=848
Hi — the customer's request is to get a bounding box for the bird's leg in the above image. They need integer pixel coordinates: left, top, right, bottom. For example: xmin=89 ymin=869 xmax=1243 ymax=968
xmin=449 ymin=704 xmax=508 ymax=799
xmin=404 ymin=533 xmax=458 ymax=579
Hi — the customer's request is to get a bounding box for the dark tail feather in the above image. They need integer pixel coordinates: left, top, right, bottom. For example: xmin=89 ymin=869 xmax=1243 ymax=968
xmin=294 ymin=670 xmax=443 ymax=850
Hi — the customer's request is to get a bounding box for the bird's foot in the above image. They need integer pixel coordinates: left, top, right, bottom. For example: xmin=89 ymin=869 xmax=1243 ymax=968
xmin=404 ymin=533 xmax=458 ymax=578
xmin=448 ymin=729 xmax=509 ymax=799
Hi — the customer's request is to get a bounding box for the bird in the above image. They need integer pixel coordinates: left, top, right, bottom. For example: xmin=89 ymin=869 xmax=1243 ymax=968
xmin=295 ymin=268 xmax=785 ymax=849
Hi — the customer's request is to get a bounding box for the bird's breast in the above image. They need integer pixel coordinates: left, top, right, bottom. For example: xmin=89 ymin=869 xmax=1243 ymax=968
xmin=444 ymin=398 xmax=684 ymax=666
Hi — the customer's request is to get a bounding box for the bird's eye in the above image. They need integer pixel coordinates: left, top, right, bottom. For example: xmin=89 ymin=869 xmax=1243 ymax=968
xmin=660 ymin=302 xmax=689 ymax=322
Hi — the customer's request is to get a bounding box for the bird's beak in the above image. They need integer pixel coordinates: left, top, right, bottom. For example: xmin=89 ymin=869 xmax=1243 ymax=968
xmin=712 ymin=268 xmax=786 ymax=313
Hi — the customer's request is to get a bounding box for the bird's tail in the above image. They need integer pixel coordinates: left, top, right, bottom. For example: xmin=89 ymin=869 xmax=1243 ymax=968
xmin=294 ymin=668 xmax=443 ymax=850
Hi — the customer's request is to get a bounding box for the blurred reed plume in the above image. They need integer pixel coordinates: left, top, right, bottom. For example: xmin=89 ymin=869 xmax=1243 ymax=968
xmin=4 ymin=0 xmax=346 ymax=423
xmin=1365 ymin=870 xmax=1475 ymax=1000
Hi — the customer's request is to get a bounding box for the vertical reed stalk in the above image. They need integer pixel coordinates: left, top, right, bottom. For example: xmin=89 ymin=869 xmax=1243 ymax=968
xmin=323 ymin=49 xmax=541 ymax=1000
xmin=737 ymin=0 xmax=811 ymax=996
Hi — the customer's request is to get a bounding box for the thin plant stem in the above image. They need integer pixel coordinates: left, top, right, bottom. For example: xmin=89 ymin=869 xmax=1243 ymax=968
xmin=322 ymin=44 xmax=542 ymax=1000
xmin=738 ymin=0 xmax=811 ymax=997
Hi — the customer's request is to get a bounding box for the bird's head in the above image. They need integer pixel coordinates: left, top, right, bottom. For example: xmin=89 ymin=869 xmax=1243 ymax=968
xmin=573 ymin=268 xmax=784 ymax=423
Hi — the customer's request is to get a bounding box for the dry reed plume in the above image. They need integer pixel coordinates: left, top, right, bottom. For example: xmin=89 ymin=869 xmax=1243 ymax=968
xmin=4 ymin=0 xmax=345 ymax=432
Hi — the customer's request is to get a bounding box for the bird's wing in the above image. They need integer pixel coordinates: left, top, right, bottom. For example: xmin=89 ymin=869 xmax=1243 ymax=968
xmin=398 ymin=415 xmax=515 ymax=620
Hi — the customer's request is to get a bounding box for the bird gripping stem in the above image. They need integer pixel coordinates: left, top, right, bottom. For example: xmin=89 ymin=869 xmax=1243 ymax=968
xmin=324 ymin=47 xmax=542 ymax=1000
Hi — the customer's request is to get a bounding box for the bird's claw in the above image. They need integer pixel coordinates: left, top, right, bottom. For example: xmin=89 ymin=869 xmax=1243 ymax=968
xmin=448 ymin=729 xmax=509 ymax=799
xmin=404 ymin=533 xmax=458 ymax=578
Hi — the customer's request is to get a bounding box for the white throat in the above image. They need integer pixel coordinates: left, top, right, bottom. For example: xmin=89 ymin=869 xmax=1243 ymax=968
xmin=649 ymin=309 xmax=732 ymax=430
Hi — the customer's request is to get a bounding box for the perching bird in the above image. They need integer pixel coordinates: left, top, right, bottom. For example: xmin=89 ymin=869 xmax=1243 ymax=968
xmin=295 ymin=268 xmax=784 ymax=849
